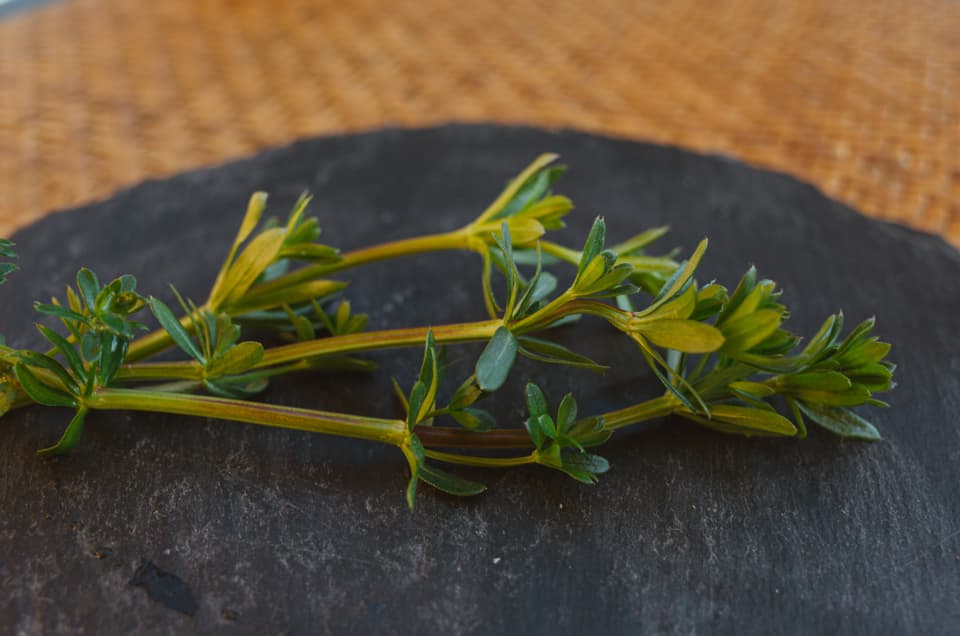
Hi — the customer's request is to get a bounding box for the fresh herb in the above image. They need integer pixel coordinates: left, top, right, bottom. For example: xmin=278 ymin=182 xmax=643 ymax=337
xmin=0 ymin=155 xmax=895 ymax=508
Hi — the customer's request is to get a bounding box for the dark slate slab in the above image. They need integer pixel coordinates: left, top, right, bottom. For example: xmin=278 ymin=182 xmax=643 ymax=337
xmin=1 ymin=125 xmax=958 ymax=635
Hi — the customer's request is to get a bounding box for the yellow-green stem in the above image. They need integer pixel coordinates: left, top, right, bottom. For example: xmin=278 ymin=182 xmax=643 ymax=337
xmin=257 ymin=320 xmax=501 ymax=368
xmin=87 ymin=387 xmax=407 ymax=445
xmin=245 ymin=230 xmax=469 ymax=298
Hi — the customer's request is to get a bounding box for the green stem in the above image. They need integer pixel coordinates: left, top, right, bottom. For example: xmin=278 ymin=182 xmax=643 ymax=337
xmin=256 ymin=320 xmax=501 ymax=368
xmin=540 ymin=241 xmax=581 ymax=265
xmin=596 ymin=395 xmax=679 ymax=431
xmin=416 ymin=395 xmax=680 ymax=450
xmin=242 ymin=230 xmax=470 ymax=300
xmin=86 ymin=388 xmax=407 ymax=446
xmin=119 ymin=299 xmax=627 ymax=383
xmin=424 ymin=449 xmax=536 ymax=468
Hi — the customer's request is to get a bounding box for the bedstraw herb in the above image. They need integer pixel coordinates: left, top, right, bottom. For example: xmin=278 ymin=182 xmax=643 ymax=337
xmin=0 ymin=155 xmax=895 ymax=509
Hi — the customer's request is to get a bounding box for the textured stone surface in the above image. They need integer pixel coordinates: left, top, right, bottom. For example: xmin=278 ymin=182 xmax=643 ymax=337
xmin=1 ymin=125 xmax=958 ymax=634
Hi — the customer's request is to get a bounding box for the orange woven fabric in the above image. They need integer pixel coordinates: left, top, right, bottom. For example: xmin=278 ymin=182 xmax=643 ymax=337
xmin=1 ymin=0 xmax=957 ymax=243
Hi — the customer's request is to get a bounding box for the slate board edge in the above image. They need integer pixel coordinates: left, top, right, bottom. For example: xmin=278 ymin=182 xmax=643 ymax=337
xmin=11 ymin=123 xmax=959 ymax=266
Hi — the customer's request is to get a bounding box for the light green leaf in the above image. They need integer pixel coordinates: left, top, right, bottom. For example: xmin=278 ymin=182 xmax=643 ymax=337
xmin=556 ymin=393 xmax=577 ymax=432
xmin=207 ymin=342 xmax=264 ymax=378
xmin=708 ymin=404 xmax=797 ymax=436
xmin=639 ymin=319 xmax=725 ymax=353
xmin=576 ymin=217 xmax=606 ymax=282
xmin=210 ymin=227 xmax=287 ymax=309
xmin=720 ymin=309 xmax=783 ymax=354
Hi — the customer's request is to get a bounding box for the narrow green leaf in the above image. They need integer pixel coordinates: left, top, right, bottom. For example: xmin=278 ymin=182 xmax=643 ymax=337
xmin=796 ymin=402 xmax=881 ymax=441
xmin=709 ymin=404 xmax=796 ymax=436
xmin=643 ymin=238 xmax=708 ymax=315
xmin=36 ymin=324 xmax=86 ymax=381
xmin=34 ymin=302 xmax=90 ymax=325
xmin=0 ymin=262 xmax=17 ymax=284
xmin=538 ymin=413 xmax=557 ymax=440
xmin=556 ymin=393 xmax=577 ymax=433
xmin=76 ymin=269 xmax=100 ymax=310
xmin=525 ymin=382 xmax=548 ymax=418
xmin=451 ymin=407 xmax=496 ymax=431
xmin=576 ymin=217 xmax=606 ymax=282
xmin=728 ymin=380 xmax=775 ymax=398
xmin=97 ymin=333 xmax=128 ymax=385
xmin=14 ymin=363 xmax=77 ymax=408
xmin=518 ymin=336 xmax=608 ymax=373
xmin=15 ymin=351 xmax=79 ymax=394
xmin=476 ymin=327 xmax=518 ymax=392
xmin=419 ymin=464 xmax=486 ymax=496
xmin=563 ymin=451 xmax=610 ymax=476
xmin=474 ymin=153 xmax=559 ymax=224
xmin=779 ymin=371 xmax=852 ymax=392
xmin=149 ymin=297 xmax=205 ymax=363
xmin=406 ymin=381 xmax=427 ymax=430
xmin=226 ymin=275 xmax=346 ymax=315
xmin=720 ymin=309 xmax=783 ymax=354
xmin=786 ymin=398 xmax=808 ymax=439
xmin=37 ymin=407 xmax=88 ymax=457
xmin=277 ymin=243 xmax=340 ymax=262
xmin=212 ymin=227 xmax=287 ymax=309
xmin=524 ymin=416 xmax=545 ymax=450
xmin=789 ymin=385 xmax=872 ymax=407
xmin=449 ymin=376 xmax=482 ymax=410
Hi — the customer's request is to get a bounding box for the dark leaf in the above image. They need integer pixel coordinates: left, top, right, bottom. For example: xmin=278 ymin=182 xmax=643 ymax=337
xmin=37 ymin=407 xmax=88 ymax=457
xmin=149 ymin=297 xmax=204 ymax=363
xmin=796 ymin=402 xmax=881 ymax=441
xmin=14 ymin=363 xmax=77 ymax=408
xmin=476 ymin=326 xmax=518 ymax=392
xmin=418 ymin=464 xmax=486 ymax=496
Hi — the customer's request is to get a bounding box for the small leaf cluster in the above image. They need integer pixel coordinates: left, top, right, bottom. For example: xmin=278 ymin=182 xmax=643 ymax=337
xmin=467 ymin=154 xmax=572 ymax=249
xmin=399 ymin=333 xmax=485 ymax=509
xmin=14 ymin=270 xmax=149 ymax=455
xmin=0 ymin=239 xmax=16 ymax=287
xmin=33 ymin=269 xmax=147 ymax=384
xmin=523 ymin=383 xmax=610 ymax=484
xmin=149 ymin=294 xmax=266 ymax=398
xmin=570 ymin=218 xmax=640 ymax=299
xmin=206 ymin=192 xmax=344 ymax=320
xmin=636 ymin=268 xmax=895 ymax=440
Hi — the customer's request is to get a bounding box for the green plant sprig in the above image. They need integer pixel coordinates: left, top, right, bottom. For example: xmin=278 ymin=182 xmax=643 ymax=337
xmin=0 ymin=154 xmax=895 ymax=509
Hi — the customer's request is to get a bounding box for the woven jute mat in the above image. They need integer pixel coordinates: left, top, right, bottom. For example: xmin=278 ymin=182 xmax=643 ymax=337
xmin=1 ymin=0 xmax=957 ymax=243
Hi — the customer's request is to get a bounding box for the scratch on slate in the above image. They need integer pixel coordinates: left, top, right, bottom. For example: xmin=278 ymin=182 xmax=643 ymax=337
xmin=872 ymin=527 xmax=960 ymax=586
xmin=129 ymin=559 xmax=198 ymax=616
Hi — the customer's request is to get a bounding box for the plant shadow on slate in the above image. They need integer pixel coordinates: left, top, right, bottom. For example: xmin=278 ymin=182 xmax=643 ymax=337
xmin=1 ymin=125 xmax=958 ymax=635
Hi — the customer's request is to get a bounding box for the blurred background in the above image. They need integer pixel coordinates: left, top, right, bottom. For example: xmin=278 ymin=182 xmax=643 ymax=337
xmin=0 ymin=0 xmax=957 ymax=243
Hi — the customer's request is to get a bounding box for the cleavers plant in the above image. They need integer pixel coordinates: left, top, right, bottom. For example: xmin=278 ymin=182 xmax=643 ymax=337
xmin=0 ymin=156 xmax=895 ymax=508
